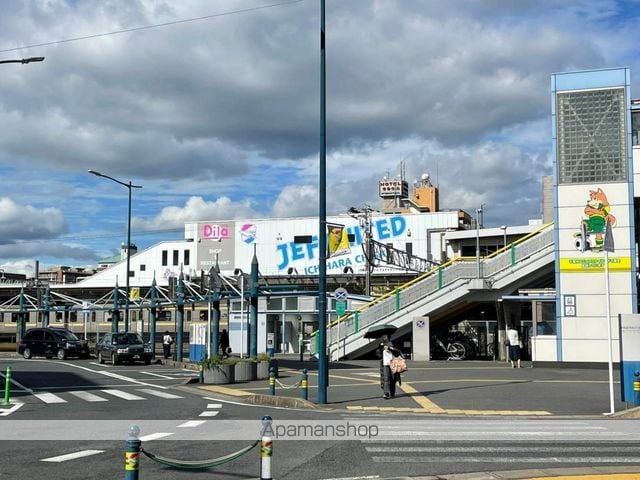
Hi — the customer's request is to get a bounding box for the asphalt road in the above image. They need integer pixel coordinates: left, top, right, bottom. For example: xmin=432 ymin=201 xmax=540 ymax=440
xmin=2 ymin=357 xmax=640 ymax=480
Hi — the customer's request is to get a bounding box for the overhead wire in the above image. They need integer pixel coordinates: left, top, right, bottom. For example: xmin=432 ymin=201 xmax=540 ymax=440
xmin=0 ymin=0 xmax=306 ymax=54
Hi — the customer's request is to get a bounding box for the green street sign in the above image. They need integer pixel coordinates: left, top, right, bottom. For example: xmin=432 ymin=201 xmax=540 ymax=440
xmin=336 ymin=300 xmax=346 ymax=316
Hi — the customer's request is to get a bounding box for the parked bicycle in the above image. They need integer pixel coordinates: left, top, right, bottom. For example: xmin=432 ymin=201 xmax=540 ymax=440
xmin=430 ymin=332 xmax=477 ymax=360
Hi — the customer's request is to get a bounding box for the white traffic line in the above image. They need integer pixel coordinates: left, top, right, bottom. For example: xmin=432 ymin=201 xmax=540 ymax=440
xmin=34 ymin=392 xmax=66 ymax=404
xmin=139 ymin=371 xmax=173 ymax=379
xmin=202 ymin=396 xmax=301 ymax=411
xmin=54 ymin=361 xmax=169 ymax=389
xmin=89 ymin=362 xmax=113 ymax=368
xmin=139 ymin=432 xmax=174 ymax=442
xmin=321 ymin=476 xmax=379 ymax=480
xmin=206 ymin=403 xmax=222 ymax=409
xmin=68 ymin=391 xmax=108 ymax=402
xmin=41 ymin=450 xmax=105 ymax=463
xmin=136 ymin=388 xmax=183 ymax=399
xmin=100 ymin=389 xmax=145 ymax=401
xmin=178 ymin=420 xmax=207 ymax=428
xmin=0 ymin=402 xmax=24 ymax=416
xmin=198 ymin=411 xmax=219 ymax=417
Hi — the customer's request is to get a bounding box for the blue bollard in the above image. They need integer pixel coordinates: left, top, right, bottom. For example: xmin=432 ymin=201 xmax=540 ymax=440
xmin=269 ymin=367 xmax=276 ymax=396
xmin=125 ymin=424 xmax=141 ymax=480
xmin=634 ymin=371 xmax=640 ymax=407
xmin=300 ymin=369 xmax=308 ymax=400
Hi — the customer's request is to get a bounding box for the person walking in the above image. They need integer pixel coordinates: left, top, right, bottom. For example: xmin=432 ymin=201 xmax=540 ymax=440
xmin=162 ymin=331 xmax=173 ymax=360
xmin=380 ymin=341 xmax=399 ymax=399
xmin=506 ymin=325 xmax=521 ymax=368
xmin=219 ymin=329 xmax=230 ymax=358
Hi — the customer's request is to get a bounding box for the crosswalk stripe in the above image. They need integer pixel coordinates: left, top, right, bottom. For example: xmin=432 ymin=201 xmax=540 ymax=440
xmin=139 ymin=432 xmax=173 ymax=441
xmin=34 ymin=392 xmax=66 ymax=404
xmin=41 ymin=450 xmax=104 ymax=462
xmin=139 ymin=371 xmax=173 ymax=379
xmin=366 ymin=446 xmax=640 ymax=453
xmin=178 ymin=420 xmax=207 ymax=428
xmin=199 ymin=411 xmax=219 ymax=417
xmin=100 ymin=389 xmax=145 ymax=400
xmin=371 ymin=456 xmax=640 ymax=463
xmin=136 ymin=389 xmax=183 ymax=399
xmin=68 ymin=391 xmax=108 ymax=402
xmin=206 ymin=403 xmax=222 ymax=409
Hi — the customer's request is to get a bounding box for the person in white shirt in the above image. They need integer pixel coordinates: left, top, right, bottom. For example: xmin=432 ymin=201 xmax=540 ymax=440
xmin=162 ymin=331 xmax=173 ymax=359
xmin=380 ymin=342 xmax=398 ymax=398
xmin=506 ymin=325 xmax=521 ymax=368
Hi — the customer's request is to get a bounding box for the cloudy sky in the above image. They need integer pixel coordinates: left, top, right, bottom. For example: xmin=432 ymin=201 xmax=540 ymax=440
xmin=0 ymin=0 xmax=638 ymax=275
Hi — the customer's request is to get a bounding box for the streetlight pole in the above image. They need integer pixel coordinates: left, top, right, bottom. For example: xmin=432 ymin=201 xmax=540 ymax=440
xmin=317 ymin=0 xmax=328 ymax=404
xmin=88 ymin=170 xmax=142 ymax=332
xmin=476 ymin=206 xmax=483 ymax=279
xmin=500 ymin=225 xmax=507 ymax=249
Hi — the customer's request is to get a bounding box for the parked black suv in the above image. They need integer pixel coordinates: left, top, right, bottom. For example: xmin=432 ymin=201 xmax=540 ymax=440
xmin=96 ymin=332 xmax=152 ymax=365
xmin=18 ymin=328 xmax=90 ymax=360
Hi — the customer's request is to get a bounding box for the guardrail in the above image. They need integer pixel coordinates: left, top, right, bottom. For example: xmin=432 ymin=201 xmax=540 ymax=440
xmin=312 ymin=223 xmax=555 ymax=357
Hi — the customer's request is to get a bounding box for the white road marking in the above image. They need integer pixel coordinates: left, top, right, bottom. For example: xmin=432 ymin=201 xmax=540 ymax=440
xmin=178 ymin=420 xmax=207 ymax=428
xmin=321 ymin=476 xmax=379 ymax=480
xmin=0 ymin=402 xmax=24 ymax=416
xmin=199 ymin=411 xmax=219 ymax=417
xmin=136 ymin=388 xmax=183 ymax=399
xmin=100 ymin=389 xmax=145 ymax=401
xmin=139 ymin=432 xmax=174 ymax=441
xmin=139 ymin=371 xmax=173 ymax=379
xmin=206 ymin=403 xmax=222 ymax=409
xmin=68 ymin=391 xmax=108 ymax=402
xmin=372 ymin=456 xmax=640 ymax=463
xmin=41 ymin=450 xmax=104 ymax=462
xmin=54 ymin=361 xmax=168 ymax=389
xmin=89 ymin=362 xmax=113 ymax=368
xmin=34 ymin=392 xmax=66 ymax=404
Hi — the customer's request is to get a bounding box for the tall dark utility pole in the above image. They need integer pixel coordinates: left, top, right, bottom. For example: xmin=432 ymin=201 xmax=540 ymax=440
xmin=317 ymin=0 xmax=328 ymax=404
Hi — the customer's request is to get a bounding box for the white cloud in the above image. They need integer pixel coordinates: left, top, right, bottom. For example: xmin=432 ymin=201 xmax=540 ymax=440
xmin=132 ymin=196 xmax=260 ymax=231
xmin=0 ymin=197 xmax=67 ymax=241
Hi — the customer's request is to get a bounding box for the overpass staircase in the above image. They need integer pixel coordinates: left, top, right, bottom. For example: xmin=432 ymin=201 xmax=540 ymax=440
xmin=311 ymin=223 xmax=555 ymax=360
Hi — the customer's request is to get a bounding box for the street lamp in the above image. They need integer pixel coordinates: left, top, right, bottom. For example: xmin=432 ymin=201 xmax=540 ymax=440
xmin=500 ymin=225 xmax=507 ymax=249
xmin=476 ymin=205 xmax=483 ymax=278
xmin=88 ymin=170 xmax=142 ymax=332
xmin=0 ymin=57 xmax=45 ymax=65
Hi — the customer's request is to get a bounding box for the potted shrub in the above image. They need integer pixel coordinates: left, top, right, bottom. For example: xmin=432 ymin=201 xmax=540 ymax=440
xmin=253 ymin=353 xmax=271 ymax=380
xmin=200 ymin=355 xmax=235 ymax=385
xmin=234 ymin=358 xmax=257 ymax=382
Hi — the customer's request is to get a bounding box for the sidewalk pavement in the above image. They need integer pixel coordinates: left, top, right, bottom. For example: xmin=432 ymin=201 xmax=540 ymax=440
xmin=189 ymin=356 xmax=637 ymax=417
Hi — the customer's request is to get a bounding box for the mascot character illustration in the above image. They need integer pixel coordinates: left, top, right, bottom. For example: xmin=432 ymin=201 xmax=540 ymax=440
xmin=574 ymin=188 xmax=616 ymax=252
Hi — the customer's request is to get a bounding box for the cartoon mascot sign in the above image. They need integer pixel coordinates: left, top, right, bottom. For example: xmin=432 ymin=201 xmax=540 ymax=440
xmin=574 ymin=187 xmax=616 ymax=252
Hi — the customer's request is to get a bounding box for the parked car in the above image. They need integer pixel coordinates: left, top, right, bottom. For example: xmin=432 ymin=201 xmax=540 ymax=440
xmin=18 ymin=327 xmax=90 ymax=360
xmin=96 ymin=332 xmax=153 ymax=365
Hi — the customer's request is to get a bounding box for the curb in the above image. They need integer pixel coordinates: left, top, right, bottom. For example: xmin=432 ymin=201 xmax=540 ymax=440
xmin=244 ymin=393 xmax=318 ymax=410
xmin=611 ymin=405 xmax=640 ymax=418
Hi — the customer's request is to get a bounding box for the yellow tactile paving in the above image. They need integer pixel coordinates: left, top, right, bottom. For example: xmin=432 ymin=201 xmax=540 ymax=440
xmin=198 ymin=385 xmax=253 ymax=397
xmin=528 ymin=475 xmax=640 ymax=480
xmin=398 ymin=381 xmax=446 ymax=413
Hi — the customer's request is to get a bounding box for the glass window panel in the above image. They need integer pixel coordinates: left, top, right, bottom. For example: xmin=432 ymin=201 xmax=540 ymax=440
xmin=267 ymin=298 xmax=282 ymax=310
xmin=285 ymin=297 xmax=298 ymax=311
xmin=556 ymin=88 xmax=627 ymax=184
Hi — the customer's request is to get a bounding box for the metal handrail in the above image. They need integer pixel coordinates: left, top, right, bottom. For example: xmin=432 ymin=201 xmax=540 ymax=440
xmin=314 ymin=223 xmax=555 ymax=353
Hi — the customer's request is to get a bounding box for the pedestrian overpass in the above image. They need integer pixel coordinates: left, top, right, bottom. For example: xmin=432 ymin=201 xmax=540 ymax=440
xmin=311 ymin=223 xmax=555 ymax=360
